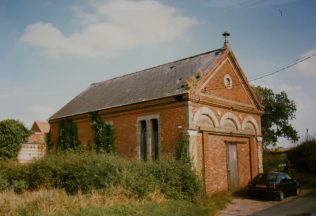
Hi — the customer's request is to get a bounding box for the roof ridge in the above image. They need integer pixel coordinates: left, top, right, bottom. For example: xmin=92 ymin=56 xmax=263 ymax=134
xmin=91 ymin=48 xmax=223 ymax=87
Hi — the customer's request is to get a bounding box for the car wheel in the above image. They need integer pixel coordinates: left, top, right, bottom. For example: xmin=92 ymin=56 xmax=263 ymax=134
xmin=277 ymin=191 xmax=284 ymax=201
xmin=295 ymin=187 xmax=301 ymax=196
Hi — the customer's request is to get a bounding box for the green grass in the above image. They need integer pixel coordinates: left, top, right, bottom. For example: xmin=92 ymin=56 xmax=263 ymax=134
xmin=53 ymin=200 xmax=210 ymax=216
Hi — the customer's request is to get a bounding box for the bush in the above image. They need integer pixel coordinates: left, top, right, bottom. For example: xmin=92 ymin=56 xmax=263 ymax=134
xmin=11 ymin=180 xmax=28 ymax=194
xmin=0 ymin=172 xmax=9 ymax=191
xmin=0 ymin=119 xmax=29 ymax=158
xmin=1 ymin=153 xmax=201 ymax=200
xmin=287 ymin=139 xmax=316 ymax=174
xmin=263 ymin=150 xmax=288 ymax=172
xmin=0 ymin=159 xmax=9 ymax=191
xmin=123 ymin=158 xmax=200 ymax=200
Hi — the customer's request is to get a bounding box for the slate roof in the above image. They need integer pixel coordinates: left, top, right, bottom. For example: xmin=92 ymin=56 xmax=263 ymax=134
xmin=50 ymin=48 xmax=224 ymax=120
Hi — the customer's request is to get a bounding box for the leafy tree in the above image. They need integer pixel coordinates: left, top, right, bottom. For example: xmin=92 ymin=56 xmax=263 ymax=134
xmin=0 ymin=119 xmax=29 ymax=158
xmin=254 ymin=86 xmax=299 ymax=147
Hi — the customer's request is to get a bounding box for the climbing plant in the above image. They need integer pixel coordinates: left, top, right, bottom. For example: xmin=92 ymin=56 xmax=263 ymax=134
xmin=57 ymin=119 xmax=79 ymax=151
xmin=175 ymin=132 xmax=191 ymax=164
xmin=45 ymin=132 xmax=53 ymax=153
xmin=90 ymin=112 xmax=115 ymax=153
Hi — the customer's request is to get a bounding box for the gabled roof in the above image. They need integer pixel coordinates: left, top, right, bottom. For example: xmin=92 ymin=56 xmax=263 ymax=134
xmin=31 ymin=121 xmax=50 ymax=133
xmin=50 ymin=48 xmax=224 ymax=120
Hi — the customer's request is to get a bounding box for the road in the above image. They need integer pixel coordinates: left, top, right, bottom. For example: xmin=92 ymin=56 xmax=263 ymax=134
xmin=252 ymin=190 xmax=316 ymax=216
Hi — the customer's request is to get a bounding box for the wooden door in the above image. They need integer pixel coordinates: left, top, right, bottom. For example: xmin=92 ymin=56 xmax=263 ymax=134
xmin=227 ymin=143 xmax=239 ymax=191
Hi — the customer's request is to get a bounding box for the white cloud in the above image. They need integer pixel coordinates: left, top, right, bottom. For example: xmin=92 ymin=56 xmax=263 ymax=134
xmin=296 ymin=48 xmax=316 ymax=78
xmin=20 ymin=0 xmax=198 ymax=57
xmin=201 ymin=0 xmax=297 ymax=8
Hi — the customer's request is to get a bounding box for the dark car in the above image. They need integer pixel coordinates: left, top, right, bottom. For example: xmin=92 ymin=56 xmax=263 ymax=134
xmin=247 ymin=172 xmax=301 ymax=201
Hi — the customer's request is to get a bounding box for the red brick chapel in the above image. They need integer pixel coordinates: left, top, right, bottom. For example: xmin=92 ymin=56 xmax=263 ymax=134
xmin=49 ymin=32 xmax=263 ymax=194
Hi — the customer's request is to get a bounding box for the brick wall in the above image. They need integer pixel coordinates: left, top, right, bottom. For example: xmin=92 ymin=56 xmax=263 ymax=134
xmin=49 ymin=97 xmax=186 ymax=159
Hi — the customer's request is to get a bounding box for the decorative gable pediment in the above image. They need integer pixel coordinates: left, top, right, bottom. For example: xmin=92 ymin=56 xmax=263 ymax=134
xmin=192 ymin=49 xmax=261 ymax=112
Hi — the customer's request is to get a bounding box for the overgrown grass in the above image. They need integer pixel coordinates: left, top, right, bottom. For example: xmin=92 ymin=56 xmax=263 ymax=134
xmin=55 ymin=200 xmax=210 ymax=216
xmin=0 ymin=188 xmax=230 ymax=216
xmin=0 ymin=152 xmax=232 ymax=215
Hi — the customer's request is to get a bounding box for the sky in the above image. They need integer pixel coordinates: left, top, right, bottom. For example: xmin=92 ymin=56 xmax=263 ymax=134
xmin=0 ymin=0 xmax=315 ymax=147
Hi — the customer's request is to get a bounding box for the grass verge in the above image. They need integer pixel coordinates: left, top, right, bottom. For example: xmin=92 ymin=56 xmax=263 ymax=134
xmin=0 ymin=188 xmax=231 ymax=216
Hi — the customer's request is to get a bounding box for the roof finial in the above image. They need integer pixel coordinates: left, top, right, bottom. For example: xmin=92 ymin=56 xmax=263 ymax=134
xmin=222 ymin=31 xmax=230 ymax=48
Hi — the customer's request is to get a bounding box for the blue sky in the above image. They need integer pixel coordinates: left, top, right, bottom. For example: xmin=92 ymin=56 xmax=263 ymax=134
xmin=1 ymin=0 xmax=315 ymax=147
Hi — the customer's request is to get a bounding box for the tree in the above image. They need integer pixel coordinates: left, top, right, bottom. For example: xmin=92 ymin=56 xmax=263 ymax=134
xmin=254 ymin=86 xmax=299 ymax=147
xmin=0 ymin=119 xmax=29 ymax=158
xmin=287 ymin=139 xmax=316 ymax=174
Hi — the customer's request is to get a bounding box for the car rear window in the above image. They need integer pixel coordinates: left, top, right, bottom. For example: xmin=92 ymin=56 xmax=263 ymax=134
xmin=255 ymin=173 xmax=278 ymax=184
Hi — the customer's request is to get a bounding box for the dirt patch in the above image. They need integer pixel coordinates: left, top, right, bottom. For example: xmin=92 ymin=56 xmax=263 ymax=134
xmin=219 ymin=198 xmax=279 ymax=216
xmin=219 ymin=189 xmax=311 ymax=216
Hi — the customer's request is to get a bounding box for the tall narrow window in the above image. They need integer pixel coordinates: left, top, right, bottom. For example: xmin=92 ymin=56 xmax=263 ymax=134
xmin=151 ymin=119 xmax=159 ymax=160
xmin=138 ymin=116 xmax=160 ymax=161
xmin=140 ymin=120 xmax=147 ymax=161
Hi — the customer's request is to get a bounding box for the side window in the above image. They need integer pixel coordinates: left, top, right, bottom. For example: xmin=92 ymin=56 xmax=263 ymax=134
xmin=285 ymin=174 xmax=292 ymax=180
xmin=151 ymin=119 xmax=159 ymax=160
xmin=138 ymin=116 xmax=160 ymax=161
xmin=279 ymin=174 xmax=289 ymax=183
xmin=278 ymin=174 xmax=285 ymax=183
xmin=140 ymin=120 xmax=147 ymax=161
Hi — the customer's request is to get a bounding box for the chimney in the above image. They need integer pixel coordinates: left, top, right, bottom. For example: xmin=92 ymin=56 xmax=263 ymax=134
xmin=222 ymin=31 xmax=230 ymax=48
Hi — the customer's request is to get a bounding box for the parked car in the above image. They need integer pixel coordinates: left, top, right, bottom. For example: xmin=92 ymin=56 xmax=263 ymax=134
xmin=247 ymin=172 xmax=301 ymax=201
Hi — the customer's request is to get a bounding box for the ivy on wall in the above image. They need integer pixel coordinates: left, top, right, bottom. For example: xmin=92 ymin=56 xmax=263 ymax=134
xmin=45 ymin=132 xmax=53 ymax=153
xmin=57 ymin=119 xmax=79 ymax=151
xmin=175 ymin=132 xmax=190 ymax=164
xmin=90 ymin=112 xmax=115 ymax=153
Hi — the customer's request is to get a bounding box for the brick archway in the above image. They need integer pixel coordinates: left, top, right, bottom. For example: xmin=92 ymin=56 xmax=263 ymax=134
xmin=220 ymin=112 xmax=241 ymax=130
xmin=241 ymin=116 xmax=259 ymax=135
xmin=192 ymin=107 xmax=219 ymax=129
